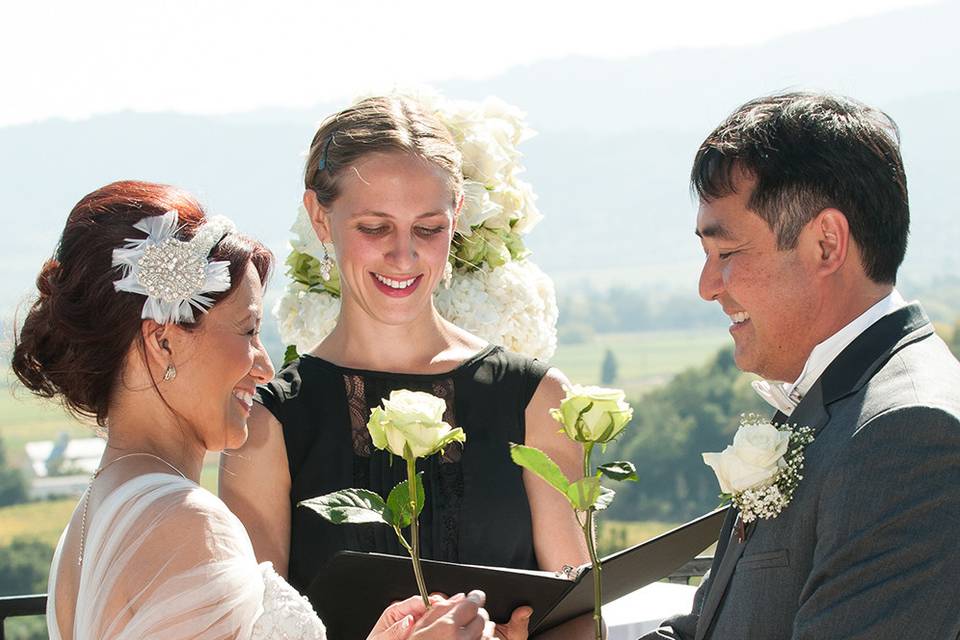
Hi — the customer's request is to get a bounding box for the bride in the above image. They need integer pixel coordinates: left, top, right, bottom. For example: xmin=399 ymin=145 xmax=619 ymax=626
xmin=11 ymin=180 xmax=493 ymax=640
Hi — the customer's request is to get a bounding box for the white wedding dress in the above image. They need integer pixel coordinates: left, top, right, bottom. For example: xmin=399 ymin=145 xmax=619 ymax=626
xmin=46 ymin=473 xmax=327 ymax=639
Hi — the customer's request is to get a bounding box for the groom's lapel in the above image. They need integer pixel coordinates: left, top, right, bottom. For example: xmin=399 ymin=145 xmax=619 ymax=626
xmin=815 ymin=303 xmax=931 ymax=412
xmin=695 ymin=303 xmax=932 ymax=639
xmin=694 ymin=514 xmax=752 ymax=640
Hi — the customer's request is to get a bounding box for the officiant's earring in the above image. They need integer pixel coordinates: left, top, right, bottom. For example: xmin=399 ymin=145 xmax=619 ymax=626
xmin=163 ymin=363 xmax=177 ymax=382
xmin=442 ymin=261 xmax=453 ymax=289
xmin=319 ymin=244 xmax=334 ymax=282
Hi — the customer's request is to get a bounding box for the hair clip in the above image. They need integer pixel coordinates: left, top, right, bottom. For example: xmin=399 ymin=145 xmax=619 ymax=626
xmin=112 ymin=210 xmax=237 ymax=324
xmin=318 ymin=134 xmax=334 ymax=172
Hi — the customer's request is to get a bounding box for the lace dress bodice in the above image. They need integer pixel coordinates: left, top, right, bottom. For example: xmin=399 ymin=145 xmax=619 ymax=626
xmin=252 ymin=564 xmax=326 ymax=640
xmin=46 ymin=473 xmax=326 ymax=640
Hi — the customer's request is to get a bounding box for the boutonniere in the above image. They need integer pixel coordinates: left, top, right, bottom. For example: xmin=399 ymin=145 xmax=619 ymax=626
xmin=702 ymin=414 xmax=815 ymax=541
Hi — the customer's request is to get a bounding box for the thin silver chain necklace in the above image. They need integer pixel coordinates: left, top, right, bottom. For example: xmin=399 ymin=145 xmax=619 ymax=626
xmin=77 ymin=452 xmax=187 ymax=567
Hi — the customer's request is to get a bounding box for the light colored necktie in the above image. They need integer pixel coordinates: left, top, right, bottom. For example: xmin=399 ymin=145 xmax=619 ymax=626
xmin=751 ymin=379 xmax=799 ymax=415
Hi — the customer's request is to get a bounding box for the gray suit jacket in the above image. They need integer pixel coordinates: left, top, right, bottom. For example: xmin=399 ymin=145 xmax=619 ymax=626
xmin=643 ymin=303 xmax=960 ymax=639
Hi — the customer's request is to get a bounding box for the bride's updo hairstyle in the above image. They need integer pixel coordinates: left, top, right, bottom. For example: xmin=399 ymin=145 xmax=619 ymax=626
xmin=305 ymin=95 xmax=463 ymax=206
xmin=11 ymin=180 xmax=272 ymax=427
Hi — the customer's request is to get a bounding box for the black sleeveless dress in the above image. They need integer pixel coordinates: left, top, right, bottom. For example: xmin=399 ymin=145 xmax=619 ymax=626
xmin=255 ymin=344 xmax=549 ymax=596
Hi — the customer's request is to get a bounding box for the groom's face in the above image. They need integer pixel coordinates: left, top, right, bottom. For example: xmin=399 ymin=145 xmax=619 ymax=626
xmin=696 ymin=175 xmax=821 ymax=382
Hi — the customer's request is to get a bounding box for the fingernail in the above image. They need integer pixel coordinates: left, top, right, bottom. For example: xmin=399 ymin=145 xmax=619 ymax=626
xmin=401 ymin=615 xmax=411 ymax=630
xmin=466 ymin=590 xmax=485 ymax=605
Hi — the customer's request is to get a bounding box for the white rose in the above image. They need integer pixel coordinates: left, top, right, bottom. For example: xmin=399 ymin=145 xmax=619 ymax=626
xmin=702 ymin=423 xmax=790 ymax=494
xmin=459 ymin=124 xmax=516 ymax=186
xmin=479 ymin=97 xmax=533 ymax=146
xmin=507 ymin=181 xmax=543 ymax=235
xmin=289 ymin=205 xmax=327 ymax=261
xmin=550 ymin=384 xmax=634 ymax=443
xmin=458 ymin=181 xmax=503 ymax=234
xmin=368 ymin=390 xmax=466 ymax=460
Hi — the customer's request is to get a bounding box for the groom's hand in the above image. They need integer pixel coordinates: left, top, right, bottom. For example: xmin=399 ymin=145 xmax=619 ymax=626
xmin=493 ymin=606 xmax=532 ymax=640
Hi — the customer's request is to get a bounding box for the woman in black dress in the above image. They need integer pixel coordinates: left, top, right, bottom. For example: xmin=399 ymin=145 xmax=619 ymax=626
xmin=221 ymin=96 xmax=592 ymax=639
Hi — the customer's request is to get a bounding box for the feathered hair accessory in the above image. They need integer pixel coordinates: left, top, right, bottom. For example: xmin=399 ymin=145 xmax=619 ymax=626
xmin=112 ymin=210 xmax=237 ymax=324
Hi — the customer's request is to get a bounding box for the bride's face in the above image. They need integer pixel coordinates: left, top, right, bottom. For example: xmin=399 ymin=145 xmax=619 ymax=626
xmin=314 ymin=152 xmax=457 ymax=326
xmin=173 ymin=264 xmax=274 ymax=451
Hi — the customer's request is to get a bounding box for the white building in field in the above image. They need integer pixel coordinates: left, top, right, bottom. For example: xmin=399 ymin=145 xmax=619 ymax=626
xmin=24 ymin=433 xmax=105 ymax=499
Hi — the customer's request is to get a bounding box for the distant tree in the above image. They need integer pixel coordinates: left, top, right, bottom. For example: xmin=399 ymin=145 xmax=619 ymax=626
xmin=601 ymin=346 xmax=769 ymax=521
xmin=600 ymin=349 xmax=619 ymax=385
xmin=0 ymin=537 xmax=53 ymax=640
xmin=4 ymin=615 xmax=48 ymax=640
xmin=0 ymin=537 xmax=53 ymax=596
xmin=0 ymin=437 xmax=28 ymax=507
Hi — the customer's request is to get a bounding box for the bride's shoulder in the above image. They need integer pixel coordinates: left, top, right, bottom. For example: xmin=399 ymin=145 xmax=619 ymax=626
xmin=117 ymin=474 xmax=254 ymax=561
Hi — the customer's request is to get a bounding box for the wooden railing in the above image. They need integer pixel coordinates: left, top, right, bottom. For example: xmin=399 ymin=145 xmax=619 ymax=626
xmin=0 ymin=594 xmax=46 ymax=640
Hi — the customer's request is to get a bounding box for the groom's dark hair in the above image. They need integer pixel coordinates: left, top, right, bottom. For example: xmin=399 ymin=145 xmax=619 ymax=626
xmin=691 ymin=92 xmax=909 ymax=284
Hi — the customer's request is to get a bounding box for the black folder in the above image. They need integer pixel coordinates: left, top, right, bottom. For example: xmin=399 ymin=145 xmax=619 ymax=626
xmin=308 ymin=507 xmax=726 ymax=639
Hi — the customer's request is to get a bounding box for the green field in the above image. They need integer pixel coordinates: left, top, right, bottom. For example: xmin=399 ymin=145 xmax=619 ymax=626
xmin=597 ymin=519 xmax=678 ymax=556
xmin=0 ymin=388 xmax=92 ymax=468
xmin=0 ymin=498 xmax=77 ymax=547
xmin=549 ymin=329 xmax=729 ymax=396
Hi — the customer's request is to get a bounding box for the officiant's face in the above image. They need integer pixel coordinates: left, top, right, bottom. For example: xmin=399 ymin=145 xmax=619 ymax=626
xmin=697 ymin=174 xmax=821 ymax=382
xmin=317 ymin=152 xmax=457 ymax=326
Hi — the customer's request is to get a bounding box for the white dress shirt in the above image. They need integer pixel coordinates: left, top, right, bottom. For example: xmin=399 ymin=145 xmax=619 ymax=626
xmin=752 ymin=290 xmax=909 ymax=416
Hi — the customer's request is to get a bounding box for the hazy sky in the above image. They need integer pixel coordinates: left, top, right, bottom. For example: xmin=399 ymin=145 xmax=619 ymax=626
xmin=1 ymin=0 xmax=936 ymax=126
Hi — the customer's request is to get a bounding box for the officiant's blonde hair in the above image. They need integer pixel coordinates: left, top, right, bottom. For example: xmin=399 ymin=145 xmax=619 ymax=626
xmin=304 ymin=95 xmax=463 ymax=207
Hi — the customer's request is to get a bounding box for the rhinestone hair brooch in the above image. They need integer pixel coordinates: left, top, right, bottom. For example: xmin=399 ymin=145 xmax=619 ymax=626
xmin=112 ymin=210 xmax=236 ymax=324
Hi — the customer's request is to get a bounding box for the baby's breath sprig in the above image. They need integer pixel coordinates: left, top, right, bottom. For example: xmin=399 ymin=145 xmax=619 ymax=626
xmin=732 ymin=424 xmax=815 ymax=523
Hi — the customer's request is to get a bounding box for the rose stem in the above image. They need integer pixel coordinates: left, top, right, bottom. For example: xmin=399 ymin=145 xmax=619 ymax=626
xmin=407 ymin=455 xmax=431 ymax=608
xmin=583 ymin=443 xmax=604 ymax=640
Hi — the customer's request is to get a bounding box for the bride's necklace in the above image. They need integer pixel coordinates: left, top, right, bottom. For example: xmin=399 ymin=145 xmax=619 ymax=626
xmin=78 ymin=452 xmax=186 ymax=567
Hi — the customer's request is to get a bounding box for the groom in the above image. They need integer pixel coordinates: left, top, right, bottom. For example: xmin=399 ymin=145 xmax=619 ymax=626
xmin=644 ymin=93 xmax=960 ymax=639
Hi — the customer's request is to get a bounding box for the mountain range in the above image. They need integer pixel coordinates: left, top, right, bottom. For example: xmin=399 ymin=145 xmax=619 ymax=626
xmin=2 ymin=1 xmax=957 ymax=327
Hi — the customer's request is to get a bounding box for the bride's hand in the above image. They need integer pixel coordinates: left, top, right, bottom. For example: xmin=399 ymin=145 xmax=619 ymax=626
xmin=367 ymin=595 xmax=431 ymax=640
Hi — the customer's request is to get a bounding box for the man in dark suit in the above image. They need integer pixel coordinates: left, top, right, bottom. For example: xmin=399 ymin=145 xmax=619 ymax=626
xmin=644 ymin=92 xmax=960 ymax=639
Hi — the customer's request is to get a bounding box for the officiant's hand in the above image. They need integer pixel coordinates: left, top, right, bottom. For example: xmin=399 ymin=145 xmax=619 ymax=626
xmin=368 ymin=592 xmax=492 ymax=639
xmin=493 ymin=606 xmax=532 ymax=640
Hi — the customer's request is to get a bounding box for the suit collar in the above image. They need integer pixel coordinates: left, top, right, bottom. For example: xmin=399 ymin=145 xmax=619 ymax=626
xmin=818 ymin=302 xmax=930 ymax=406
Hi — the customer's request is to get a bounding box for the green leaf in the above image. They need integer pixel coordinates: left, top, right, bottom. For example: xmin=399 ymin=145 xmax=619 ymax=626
xmin=597 ymin=461 xmax=638 ymax=482
xmin=282 ymin=344 xmax=300 ymax=367
xmin=386 ymin=473 xmax=425 ymax=528
xmin=595 ymin=486 xmax=616 ymax=511
xmin=299 ymin=489 xmax=389 ymax=525
xmin=566 ymin=477 xmax=602 ymax=511
xmin=509 ymin=443 xmax=570 ymax=496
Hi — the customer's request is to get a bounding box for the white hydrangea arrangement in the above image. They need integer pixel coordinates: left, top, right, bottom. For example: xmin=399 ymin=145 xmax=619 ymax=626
xmin=275 ymin=93 xmax=558 ymax=361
